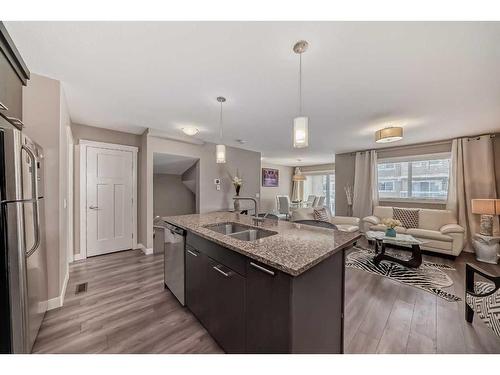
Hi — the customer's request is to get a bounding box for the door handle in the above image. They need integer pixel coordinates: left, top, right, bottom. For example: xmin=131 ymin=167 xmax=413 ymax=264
xmin=89 ymin=205 xmax=99 ymax=210
xmin=26 ymin=201 xmax=41 ymax=258
xmin=186 ymin=249 xmax=198 ymax=257
xmin=250 ymin=262 xmax=275 ymax=276
xmin=21 ymin=145 xmax=41 ymax=258
xmin=21 ymin=145 xmax=38 ymax=201
xmin=7 ymin=116 xmax=24 ymax=128
xmin=213 ymin=265 xmax=231 ymax=277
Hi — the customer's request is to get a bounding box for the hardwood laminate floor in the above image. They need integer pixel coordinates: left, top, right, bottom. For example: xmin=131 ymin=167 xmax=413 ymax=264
xmin=32 ymin=246 xmax=500 ymax=354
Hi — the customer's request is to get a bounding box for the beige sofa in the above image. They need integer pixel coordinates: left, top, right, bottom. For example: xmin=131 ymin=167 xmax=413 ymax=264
xmin=362 ymin=206 xmax=465 ymax=256
xmin=290 ymin=207 xmax=360 ymax=232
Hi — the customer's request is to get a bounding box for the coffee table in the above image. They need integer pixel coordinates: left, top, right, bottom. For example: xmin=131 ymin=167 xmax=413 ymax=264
xmin=365 ymin=231 xmax=424 ymax=268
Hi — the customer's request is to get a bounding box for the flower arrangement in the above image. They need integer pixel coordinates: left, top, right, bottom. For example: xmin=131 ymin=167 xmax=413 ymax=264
xmin=382 ymin=218 xmax=401 ymax=237
xmin=227 ymin=169 xmax=243 ymax=196
xmin=382 ymin=218 xmax=401 ymax=228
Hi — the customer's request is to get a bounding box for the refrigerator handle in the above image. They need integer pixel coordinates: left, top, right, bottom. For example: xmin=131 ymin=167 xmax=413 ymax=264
xmin=21 ymin=145 xmax=41 ymax=257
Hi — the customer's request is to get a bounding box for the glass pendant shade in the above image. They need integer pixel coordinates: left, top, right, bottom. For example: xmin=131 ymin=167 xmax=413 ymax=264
xmin=216 ymin=144 xmax=226 ymax=164
xmin=293 ymin=116 xmax=309 ymax=148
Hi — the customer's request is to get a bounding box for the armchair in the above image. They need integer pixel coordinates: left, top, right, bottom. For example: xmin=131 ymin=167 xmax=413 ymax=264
xmin=465 ymin=263 xmax=500 ymax=337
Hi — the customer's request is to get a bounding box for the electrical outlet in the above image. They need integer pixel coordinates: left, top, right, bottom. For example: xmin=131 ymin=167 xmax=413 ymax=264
xmin=216 ymin=184 xmax=221 ymax=191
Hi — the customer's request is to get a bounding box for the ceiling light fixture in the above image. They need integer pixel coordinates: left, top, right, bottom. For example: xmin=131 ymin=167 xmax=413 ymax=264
xmin=375 ymin=126 xmax=403 ymax=143
xmin=293 ymin=40 xmax=309 ymax=149
xmin=182 ymin=127 xmax=199 ymax=136
xmin=216 ymin=96 xmax=226 ymax=163
xmin=292 ymin=167 xmax=306 ymax=181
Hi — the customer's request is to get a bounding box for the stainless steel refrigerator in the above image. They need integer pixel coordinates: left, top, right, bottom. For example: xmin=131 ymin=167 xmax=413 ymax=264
xmin=0 ymin=118 xmax=47 ymax=353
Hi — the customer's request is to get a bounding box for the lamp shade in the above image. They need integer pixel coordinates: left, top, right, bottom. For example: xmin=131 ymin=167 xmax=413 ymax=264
xmin=215 ymin=144 xmax=226 ymax=164
xmin=471 ymin=199 xmax=500 ymax=215
xmin=293 ymin=117 xmax=309 ymax=148
xmin=375 ymin=127 xmax=403 ymax=143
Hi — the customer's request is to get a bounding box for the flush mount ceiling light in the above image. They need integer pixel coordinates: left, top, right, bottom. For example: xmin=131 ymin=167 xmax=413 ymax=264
xmin=181 ymin=127 xmax=199 ymax=136
xmin=216 ymin=96 xmax=226 ymax=164
xmin=293 ymin=40 xmax=309 ymax=149
xmin=375 ymin=126 xmax=403 ymax=143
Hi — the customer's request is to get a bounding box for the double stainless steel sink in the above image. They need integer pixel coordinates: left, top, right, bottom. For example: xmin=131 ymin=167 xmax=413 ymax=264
xmin=203 ymin=222 xmax=277 ymax=241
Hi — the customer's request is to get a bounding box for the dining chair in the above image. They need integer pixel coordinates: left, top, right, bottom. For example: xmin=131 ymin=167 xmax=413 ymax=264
xmin=317 ymin=196 xmax=326 ymax=207
xmin=305 ymin=195 xmax=316 ymax=207
xmin=276 ymin=195 xmax=291 ymax=220
xmin=312 ymin=196 xmax=320 ymax=207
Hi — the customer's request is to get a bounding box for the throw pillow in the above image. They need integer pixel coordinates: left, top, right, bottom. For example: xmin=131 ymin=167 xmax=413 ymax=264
xmin=393 ymin=207 xmax=419 ymax=229
xmin=313 ymin=207 xmax=330 ymax=222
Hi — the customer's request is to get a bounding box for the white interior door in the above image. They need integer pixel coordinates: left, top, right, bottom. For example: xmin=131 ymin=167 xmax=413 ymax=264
xmin=86 ymin=146 xmax=133 ymax=256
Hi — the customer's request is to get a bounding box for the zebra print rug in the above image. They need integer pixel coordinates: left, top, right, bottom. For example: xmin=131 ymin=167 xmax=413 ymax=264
xmin=347 ymin=247 xmax=461 ymax=302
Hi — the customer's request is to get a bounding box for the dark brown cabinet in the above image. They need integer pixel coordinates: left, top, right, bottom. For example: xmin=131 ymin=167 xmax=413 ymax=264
xmin=246 ymin=260 xmax=290 ymax=353
xmin=185 ymin=246 xmax=211 ymax=329
xmin=184 ymin=231 xmax=348 ymax=354
xmin=185 ymin=238 xmax=246 ymax=353
xmin=207 ymin=258 xmax=245 ymax=353
xmin=0 ymin=23 xmax=30 ymax=128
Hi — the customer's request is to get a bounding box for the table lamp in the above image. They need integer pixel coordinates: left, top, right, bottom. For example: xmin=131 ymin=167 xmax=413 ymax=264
xmin=471 ymin=199 xmax=500 ymax=236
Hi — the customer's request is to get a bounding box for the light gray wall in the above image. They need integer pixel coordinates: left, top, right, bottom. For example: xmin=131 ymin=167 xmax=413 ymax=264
xmin=72 ymin=123 xmax=142 ymax=256
xmin=22 ymin=73 xmax=70 ymax=300
xmin=334 ymin=153 xmax=356 ymax=216
xmin=153 ymin=173 xmax=196 ymax=217
xmin=141 ymin=134 xmax=261 ymax=249
xmin=260 ymin=163 xmax=293 ymax=213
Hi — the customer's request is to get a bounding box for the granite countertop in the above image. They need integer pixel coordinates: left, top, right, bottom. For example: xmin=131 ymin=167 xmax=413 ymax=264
xmin=163 ymin=212 xmax=361 ymax=276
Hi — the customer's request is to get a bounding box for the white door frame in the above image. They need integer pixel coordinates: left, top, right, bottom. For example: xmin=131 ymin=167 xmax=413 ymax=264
xmin=79 ymin=140 xmax=138 ymax=259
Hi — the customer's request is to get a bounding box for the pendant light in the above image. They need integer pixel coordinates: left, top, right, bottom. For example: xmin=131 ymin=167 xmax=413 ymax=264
xmin=292 ymin=167 xmax=306 ymax=181
xmin=216 ymin=96 xmax=226 ymax=163
xmin=293 ymin=40 xmax=309 ymax=148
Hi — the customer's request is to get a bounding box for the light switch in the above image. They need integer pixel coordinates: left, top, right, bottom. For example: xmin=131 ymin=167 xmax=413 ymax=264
xmin=63 ymin=199 xmax=67 ymax=209
xmin=255 ymin=192 xmax=260 ymax=198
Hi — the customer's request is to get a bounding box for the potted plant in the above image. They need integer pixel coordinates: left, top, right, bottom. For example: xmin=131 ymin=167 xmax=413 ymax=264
xmin=382 ymin=218 xmax=401 ymax=237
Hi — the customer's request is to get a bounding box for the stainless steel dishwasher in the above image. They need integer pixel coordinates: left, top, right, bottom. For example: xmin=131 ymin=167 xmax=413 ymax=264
xmin=164 ymin=223 xmax=186 ymax=306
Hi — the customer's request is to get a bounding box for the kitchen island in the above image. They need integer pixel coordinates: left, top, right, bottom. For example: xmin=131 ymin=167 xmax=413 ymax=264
xmin=163 ymin=212 xmax=360 ymax=354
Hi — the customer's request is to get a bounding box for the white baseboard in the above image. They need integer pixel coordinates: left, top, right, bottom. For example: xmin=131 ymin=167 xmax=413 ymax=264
xmin=138 ymin=243 xmax=153 ymax=255
xmin=73 ymin=253 xmax=85 ymax=261
xmin=47 ymin=268 xmax=69 ymax=311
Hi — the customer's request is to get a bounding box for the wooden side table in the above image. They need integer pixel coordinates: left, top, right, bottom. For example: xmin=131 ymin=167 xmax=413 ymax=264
xmin=472 ymin=234 xmax=500 ymax=264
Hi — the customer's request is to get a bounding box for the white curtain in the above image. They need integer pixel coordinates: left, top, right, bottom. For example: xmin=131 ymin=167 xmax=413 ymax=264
xmin=352 ymin=150 xmax=379 ymax=219
xmin=447 ymin=135 xmax=497 ymax=248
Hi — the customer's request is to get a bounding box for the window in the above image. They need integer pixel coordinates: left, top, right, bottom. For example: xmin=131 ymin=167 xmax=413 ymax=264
xmin=303 ymin=173 xmax=335 ymax=214
xmin=378 ymin=181 xmax=395 ymax=192
xmin=377 ymin=155 xmax=450 ymax=201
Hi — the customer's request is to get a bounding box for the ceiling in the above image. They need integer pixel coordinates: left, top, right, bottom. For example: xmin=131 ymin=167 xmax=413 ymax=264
xmin=153 ymin=153 xmax=198 ymax=175
xmin=5 ymin=22 xmax=500 ymax=166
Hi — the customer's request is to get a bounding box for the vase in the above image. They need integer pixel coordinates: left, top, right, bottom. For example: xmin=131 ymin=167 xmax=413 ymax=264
xmin=385 ymin=227 xmax=396 ymax=237
xmin=234 ymin=185 xmax=241 ymax=212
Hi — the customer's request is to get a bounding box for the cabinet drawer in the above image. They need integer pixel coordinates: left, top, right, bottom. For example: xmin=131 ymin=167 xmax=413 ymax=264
xmin=186 ymin=232 xmax=246 ymax=276
xmin=0 ymin=49 xmax=23 ymax=124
